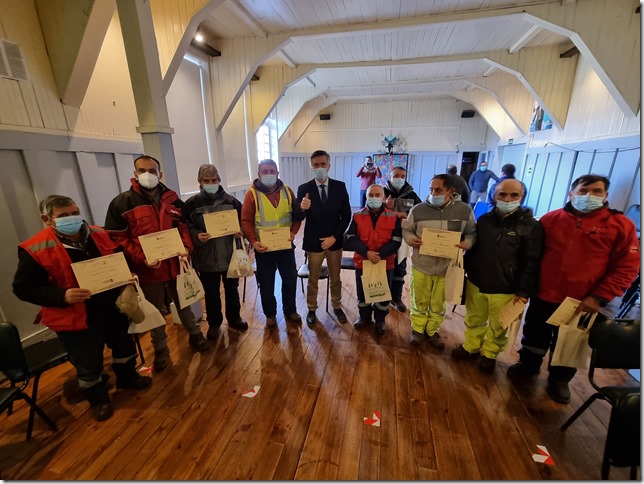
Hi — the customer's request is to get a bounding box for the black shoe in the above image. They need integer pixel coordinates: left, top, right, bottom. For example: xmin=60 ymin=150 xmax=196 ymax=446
xmin=546 ymin=380 xmax=571 ymax=404
xmin=285 ymin=313 xmax=302 ymax=324
xmin=477 ymin=355 xmax=497 ymax=373
xmin=507 ymin=361 xmax=540 ymax=379
xmin=83 ymin=383 xmax=113 ymax=421
xmin=353 ymin=318 xmax=372 ymax=330
xmin=306 ymin=310 xmax=318 ymax=326
xmin=390 ymin=300 xmax=407 ymax=312
xmin=116 ymin=373 xmax=152 ymax=390
xmin=153 ymin=347 xmax=170 ymax=372
xmin=189 ymin=333 xmax=210 ymax=352
xmin=207 ymin=325 xmax=221 ymax=340
xmin=409 ymin=330 xmax=423 ymax=346
xmin=333 ymin=308 xmax=348 ymax=323
xmin=375 ymin=320 xmax=386 ymax=336
xmin=427 ymin=332 xmax=445 ymax=350
xmin=451 ymin=345 xmax=478 ymax=360
xmin=228 ymin=319 xmax=249 ymax=331
xmin=91 ymin=401 xmax=114 ymax=421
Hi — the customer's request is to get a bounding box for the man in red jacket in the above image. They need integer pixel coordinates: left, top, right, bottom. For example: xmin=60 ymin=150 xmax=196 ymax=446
xmin=105 ymin=156 xmax=209 ymax=372
xmin=13 ymin=195 xmax=151 ymax=421
xmin=507 ymin=174 xmax=640 ymax=403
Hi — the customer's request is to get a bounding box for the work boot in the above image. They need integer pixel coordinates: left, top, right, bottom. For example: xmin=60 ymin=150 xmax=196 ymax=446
xmin=390 ymin=300 xmax=407 ymax=312
xmin=427 ymin=332 xmax=445 ymax=350
xmin=113 ymin=360 xmax=153 ymax=390
xmin=375 ymin=320 xmax=387 ymax=336
xmin=285 ymin=313 xmax=302 ymax=324
xmin=451 ymin=345 xmax=478 ymax=360
xmin=507 ymin=361 xmax=540 ymax=379
xmin=353 ymin=318 xmax=372 ymax=330
xmin=546 ymin=379 xmax=571 ymax=404
xmin=409 ymin=330 xmax=424 ymax=346
xmin=477 ymin=355 xmax=497 ymax=373
xmin=228 ymin=319 xmax=249 ymax=331
xmin=207 ymin=325 xmax=221 ymax=340
xmin=189 ymin=333 xmax=210 ymax=352
xmin=266 ymin=316 xmax=278 ymax=328
xmin=153 ymin=346 xmax=171 ymax=372
xmin=82 ymin=381 xmax=113 ymax=422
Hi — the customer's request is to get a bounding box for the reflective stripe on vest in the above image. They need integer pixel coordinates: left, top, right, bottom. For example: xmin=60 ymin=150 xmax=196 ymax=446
xmin=250 ymin=186 xmax=293 ymax=229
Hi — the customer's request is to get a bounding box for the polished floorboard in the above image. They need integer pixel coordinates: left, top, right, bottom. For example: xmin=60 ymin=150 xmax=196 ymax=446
xmin=0 ymin=229 xmax=638 ymax=480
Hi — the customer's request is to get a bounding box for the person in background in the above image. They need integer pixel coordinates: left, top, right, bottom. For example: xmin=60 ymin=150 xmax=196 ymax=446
xmin=241 ymin=159 xmax=305 ymax=329
xmin=184 ymin=164 xmax=248 ymax=341
xmin=507 ymin=174 xmax=640 ymax=404
xmin=452 ymin=179 xmax=543 ymax=373
xmin=344 ymin=184 xmax=402 ymax=336
xmin=356 ymin=156 xmax=382 ymax=208
xmin=486 ymin=164 xmax=528 ymax=208
xmin=105 ymin=155 xmax=209 ymax=373
xmin=446 ymin=164 xmax=471 ymax=204
xmin=468 ymin=161 xmax=498 ymax=206
xmin=384 ymin=166 xmax=421 ymax=312
xmin=298 ymin=150 xmax=352 ymax=326
xmin=13 ymin=195 xmax=151 ymax=421
xmin=402 ymin=174 xmax=476 ymax=349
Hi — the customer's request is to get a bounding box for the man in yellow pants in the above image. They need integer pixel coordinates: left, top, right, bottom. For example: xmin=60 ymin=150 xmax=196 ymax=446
xmin=452 ymin=179 xmax=543 ymax=372
xmin=402 ymin=174 xmax=476 ymax=349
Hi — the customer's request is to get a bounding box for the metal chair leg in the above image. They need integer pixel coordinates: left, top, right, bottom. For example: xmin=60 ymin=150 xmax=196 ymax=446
xmin=26 ymin=373 xmax=42 ymax=441
xmin=242 ymin=276 xmax=247 ymax=303
xmin=133 ymin=334 xmax=145 ymax=365
xmin=561 ymin=393 xmax=601 ymax=430
xmin=326 ymin=277 xmax=330 ymax=312
xmin=22 ymin=393 xmax=57 ymax=440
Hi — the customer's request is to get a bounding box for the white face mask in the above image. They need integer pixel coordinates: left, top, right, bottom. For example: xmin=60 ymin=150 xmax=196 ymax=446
xmin=137 ymin=172 xmax=159 ymax=189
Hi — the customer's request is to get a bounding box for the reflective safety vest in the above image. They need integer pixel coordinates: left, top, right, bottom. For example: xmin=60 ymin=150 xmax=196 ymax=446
xmin=250 ymin=186 xmax=293 ymax=238
xmin=352 ymin=208 xmax=398 ymax=270
xmin=19 ymin=226 xmax=119 ymax=332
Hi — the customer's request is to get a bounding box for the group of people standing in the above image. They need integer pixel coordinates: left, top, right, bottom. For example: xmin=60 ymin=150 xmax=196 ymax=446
xmin=12 ymin=152 xmax=639 ymax=422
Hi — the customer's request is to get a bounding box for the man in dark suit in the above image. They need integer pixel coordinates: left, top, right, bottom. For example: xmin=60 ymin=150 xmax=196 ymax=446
xmin=298 ymin=150 xmax=352 ymax=325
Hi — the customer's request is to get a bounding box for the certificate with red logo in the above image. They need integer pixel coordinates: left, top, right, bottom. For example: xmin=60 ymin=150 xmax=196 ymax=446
xmin=419 ymin=228 xmax=461 ymax=259
xmin=71 ymin=252 xmax=132 ymax=294
xmin=138 ymin=228 xmax=185 ymax=263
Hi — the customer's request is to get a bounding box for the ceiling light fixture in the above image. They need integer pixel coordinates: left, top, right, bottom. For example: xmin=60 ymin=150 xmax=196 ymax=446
xmin=195 ymin=33 xmax=204 ymax=42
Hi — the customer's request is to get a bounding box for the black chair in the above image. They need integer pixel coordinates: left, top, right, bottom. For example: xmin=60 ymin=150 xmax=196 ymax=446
xmin=0 ymin=322 xmax=67 ymax=440
xmin=561 ymin=317 xmax=640 ymax=431
xmin=341 ymin=255 xmax=356 ymax=271
xmin=602 ymin=392 xmax=640 ymax=479
xmin=297 ymin=254 xmax=330 ymax=312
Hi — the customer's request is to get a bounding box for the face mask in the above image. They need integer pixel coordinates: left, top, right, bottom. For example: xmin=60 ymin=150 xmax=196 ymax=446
xmin=53 ymin=215 xmax=84 ymax=235
xmin=366 ymin=163 xmax=374 ymax=168
xmin=260 ymin=174 xmax=277 ymax=187
xmin=480 ymin=166 xmax=487 ymax=171
xmin=313 ymin=168 xmax=328 ymax=181
xmin=366 ymin=198 xmax=383 ymax=209
xmin=572 ymin=194 xmax=604 ymax=213
xmin=137 ymin=172 xmax=159 ymax=189
xmin=429 ymin=195 xmax=445 ymax=206
xmin=390 ymin=178 xmax=405 ymax=190
xmin=496 ymin=200 xmax=521 ymax=214
xmin=202 ymin=184 xmax=219 ymax=194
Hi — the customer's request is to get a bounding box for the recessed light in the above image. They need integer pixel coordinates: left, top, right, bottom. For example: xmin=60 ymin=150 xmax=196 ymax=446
xmin=195 ymin=33 xmax=204 ymax=42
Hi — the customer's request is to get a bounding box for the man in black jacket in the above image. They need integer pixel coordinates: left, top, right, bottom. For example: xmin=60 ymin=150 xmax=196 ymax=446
xmin=298 ymin=150 xmax=352 ymax=325
xmin=383 ymin=166 xmax=421 ymax=312
xmin=184 ymin=164 xmax=248 ymax=341
xmin=451 ymin=179 xmax=543 ymax=373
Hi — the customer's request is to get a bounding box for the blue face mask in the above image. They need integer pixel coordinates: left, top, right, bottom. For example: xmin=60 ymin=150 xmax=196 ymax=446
xmin=572 ymin=194 xmax=604 ymax=213
xmin=313 ymin=168 xmax=328 ymax=182
xmin=390 ymin=178 xmax=405 ymax=190
xmin=496 ymin=200 xmax=521 ymax=214
xmin=480 ymin=166 xmax=487 ymax=171
xmin=366 ymin=198 xmax=383 ymax=209
xmin=429 ymin=195 xmax=445 ymax=206
xmin=53 ymin=215 xmax=84 ymax=235
xmin=202 ymin=184 xmax=220 ymax=194
xmin=260 ymin=175 xmax=277 ymax=187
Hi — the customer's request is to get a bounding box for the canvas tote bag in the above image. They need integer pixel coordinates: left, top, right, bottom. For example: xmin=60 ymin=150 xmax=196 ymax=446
xmin=550 ymin=312 xmax=598 ymax=369
xmin=127 ymin=278 xmax=167 ymax=334
xmin=444 ymin=249 xmax=465 ymax=304
xmin=176 ymin=258 xmax=205 ymax=309
xmin=227 ymin=238 xmax=254 ymax=278
xmin=362 ymin=259 xmax=392 ymax=304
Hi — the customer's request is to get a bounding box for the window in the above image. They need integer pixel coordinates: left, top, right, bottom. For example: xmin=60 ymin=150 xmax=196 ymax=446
xmin=256 ymin=113 xmax=278 ymax=163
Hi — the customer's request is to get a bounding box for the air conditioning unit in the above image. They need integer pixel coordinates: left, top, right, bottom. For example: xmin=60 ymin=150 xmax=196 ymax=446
xmin=461 ymin=110 xmax=476 ymax=118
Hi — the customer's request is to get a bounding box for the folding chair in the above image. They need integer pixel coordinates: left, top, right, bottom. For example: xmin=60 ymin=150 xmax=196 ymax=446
xmin=561 ymin=317 xmax=640 ymax=431
xmin=602 ymin=392 xmax=640 ymax=479
xmin=0 ymin=322 xmax=67 ymax=440
xmin=297 ymin=253 xmax=330 ymax=312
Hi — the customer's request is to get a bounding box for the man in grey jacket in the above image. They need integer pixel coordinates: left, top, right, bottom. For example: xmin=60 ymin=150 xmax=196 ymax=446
xmin=402 ymin=174 xmax=476 ymax=349
xmin=184 ymin=164 xmax=248 ymax=340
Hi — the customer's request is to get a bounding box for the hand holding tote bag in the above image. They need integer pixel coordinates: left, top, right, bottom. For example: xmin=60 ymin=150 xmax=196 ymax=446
xmin=176 ymin=257 xmax=205 ymax=309
xmin=444 ymin=249 xmax=465 ymax=304
xmin=551 ymin=312 xmax=598 ymax=369
xmin=227 ymin=238 xmax=254 ymax=278
xmin=126 ymin=278 xmax=167 ymax=334
xmin=362 ymin=260 xmax=392 ymax=304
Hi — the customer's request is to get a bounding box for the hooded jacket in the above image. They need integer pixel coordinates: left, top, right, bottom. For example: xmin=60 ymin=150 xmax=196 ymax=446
xmin=383 ymin=181 xmax=422 ymax=214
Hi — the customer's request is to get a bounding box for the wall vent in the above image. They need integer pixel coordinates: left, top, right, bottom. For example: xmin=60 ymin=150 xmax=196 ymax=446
xmin=0 ymin=39 xmax=29 ymax=81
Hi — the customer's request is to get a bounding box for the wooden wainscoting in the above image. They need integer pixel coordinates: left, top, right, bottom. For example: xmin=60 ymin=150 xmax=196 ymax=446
xmin=0 ymin=226 xmax=637 ymax=480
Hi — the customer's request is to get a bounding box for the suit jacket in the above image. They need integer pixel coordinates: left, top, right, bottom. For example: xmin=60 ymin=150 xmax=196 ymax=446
xmin=297 ymin=178 xmax=351 ymax=252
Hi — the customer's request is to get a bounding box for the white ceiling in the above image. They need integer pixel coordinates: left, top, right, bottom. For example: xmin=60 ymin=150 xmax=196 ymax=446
xmin=201 ymin=0 xmax=571 ymax=103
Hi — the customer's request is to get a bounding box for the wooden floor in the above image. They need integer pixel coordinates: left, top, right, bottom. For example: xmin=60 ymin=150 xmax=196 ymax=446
xmin=1 ymin=228 xmax=639 ymax=480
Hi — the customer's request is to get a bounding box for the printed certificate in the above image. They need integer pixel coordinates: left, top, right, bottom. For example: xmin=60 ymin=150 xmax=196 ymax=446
xmin=498 ymin=299 xmax=526 ymax=329
xmin=419 ymin=228 xmax=461 ymax=259
xmin=203 ymin=210 xmax=240 ymax=238
xmin=546 ymin=297 xmax=581 ymax=326
xmin=259 ymin=227 xmax=292 ymax=251
xmin=71 ymin=252 xmax=132 ymax=294
xmin=138 ymin=227 xmax=185 ymax=263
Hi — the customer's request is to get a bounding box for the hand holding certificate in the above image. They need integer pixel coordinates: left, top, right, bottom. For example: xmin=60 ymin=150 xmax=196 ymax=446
xmin=419 ymin=228 xmax=461 ymax=259
xmin=203 ymin=210 xmax=241 ymax=238
xmin=138 ymin=228 xmax=186 ymax=263
xmin=71 ymin=252 xmax=132 ymax=295
xmin=259 ymin=227 xmax=291 ymax=251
